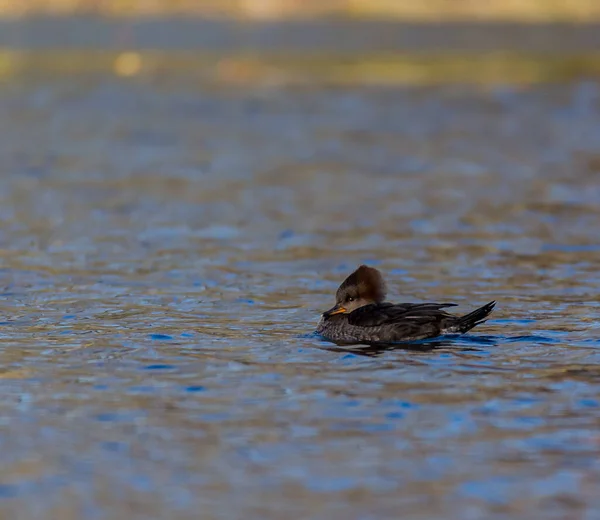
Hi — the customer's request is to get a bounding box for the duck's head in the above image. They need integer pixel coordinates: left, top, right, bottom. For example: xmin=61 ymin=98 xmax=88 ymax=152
xmin=322 ymin=265 xmax=387 ymax=318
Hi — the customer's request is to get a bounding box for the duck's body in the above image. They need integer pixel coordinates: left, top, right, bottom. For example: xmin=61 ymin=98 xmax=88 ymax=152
xmin=317 ymin=300 xmax=495 ymax=344
xmin=316 ymin=265 xmax=495 ymax=345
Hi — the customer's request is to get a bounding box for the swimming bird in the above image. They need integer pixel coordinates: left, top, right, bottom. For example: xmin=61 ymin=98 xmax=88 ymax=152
xmin=316 ymin=265 xmax=495 ymax=345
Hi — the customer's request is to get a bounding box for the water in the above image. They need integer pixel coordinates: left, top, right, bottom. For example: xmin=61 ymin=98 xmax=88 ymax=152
xmin=1 ymin=18 xmax=600 ymax=520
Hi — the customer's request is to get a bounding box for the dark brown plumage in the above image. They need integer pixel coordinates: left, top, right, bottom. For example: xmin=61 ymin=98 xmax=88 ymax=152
xmin=316 ymin=265 xmax=495 ymax=345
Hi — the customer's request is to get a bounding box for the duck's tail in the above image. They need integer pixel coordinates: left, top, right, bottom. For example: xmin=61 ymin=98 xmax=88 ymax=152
xmin=450 ymin=301 xmax=496 ymax=334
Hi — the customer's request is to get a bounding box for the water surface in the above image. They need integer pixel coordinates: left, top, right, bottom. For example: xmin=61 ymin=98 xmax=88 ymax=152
xmin=1 ymin=18 xmax=600 ymax=520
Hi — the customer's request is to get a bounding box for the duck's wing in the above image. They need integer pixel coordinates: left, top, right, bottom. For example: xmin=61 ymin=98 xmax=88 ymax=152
xmin=347 ymin=302 xmax=458 ymax=327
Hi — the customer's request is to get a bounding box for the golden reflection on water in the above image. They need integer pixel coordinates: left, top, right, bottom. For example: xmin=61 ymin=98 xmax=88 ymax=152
xmin=0 ymin=49 xmax=599 ymax=85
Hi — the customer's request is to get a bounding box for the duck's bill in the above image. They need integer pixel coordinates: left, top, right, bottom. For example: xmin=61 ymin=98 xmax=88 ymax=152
xmin=323 ymin=304 xmax=347 ymax=317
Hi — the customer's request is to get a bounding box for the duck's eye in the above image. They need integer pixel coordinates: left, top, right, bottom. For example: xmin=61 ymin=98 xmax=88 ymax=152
xmin=347 ymin=296 xmax=354 ymax=302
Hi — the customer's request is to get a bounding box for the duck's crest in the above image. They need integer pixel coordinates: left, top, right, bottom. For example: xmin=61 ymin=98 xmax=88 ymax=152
xmin=337 ymin=265 xmax=387 ymax=302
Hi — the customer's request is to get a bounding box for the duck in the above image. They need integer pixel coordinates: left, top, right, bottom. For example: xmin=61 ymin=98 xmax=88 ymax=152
xmin=316 ymin=265 xmax=495 ymax=345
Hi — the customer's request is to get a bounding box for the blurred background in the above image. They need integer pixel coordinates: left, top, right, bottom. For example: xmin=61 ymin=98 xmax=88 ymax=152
xmin=2 ymin=0 xmax=600 ymax=85
xmin=4 ymin=0 xmax=600 ymax=19
xmin=1 ymin=2 xmax=600 ymax=520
